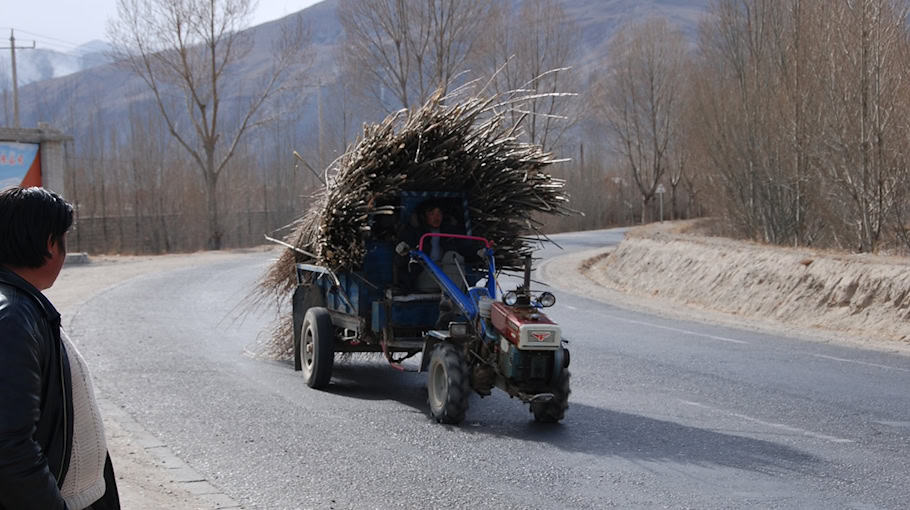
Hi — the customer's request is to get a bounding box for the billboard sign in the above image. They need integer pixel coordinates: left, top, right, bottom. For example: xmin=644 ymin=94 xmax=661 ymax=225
xmin=0 ymin=142 xmax=41 ymax=189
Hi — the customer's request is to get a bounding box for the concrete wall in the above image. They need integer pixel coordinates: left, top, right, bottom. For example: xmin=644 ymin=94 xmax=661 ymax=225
xmin=0 ymin=124 xmax=71 ymax=196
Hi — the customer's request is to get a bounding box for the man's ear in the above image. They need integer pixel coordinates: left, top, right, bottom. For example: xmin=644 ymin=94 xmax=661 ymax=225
xmin=47 ymin=236 xmax=63 ymax=258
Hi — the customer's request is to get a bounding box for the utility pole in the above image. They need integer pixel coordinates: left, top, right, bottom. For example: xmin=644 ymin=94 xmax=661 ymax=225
xmin=2 ymin=30 xmax=36 ymax=128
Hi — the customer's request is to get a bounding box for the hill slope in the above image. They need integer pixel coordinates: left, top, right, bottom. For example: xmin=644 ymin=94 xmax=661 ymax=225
xmin=10 ymin=0 xmax=708 ymax=151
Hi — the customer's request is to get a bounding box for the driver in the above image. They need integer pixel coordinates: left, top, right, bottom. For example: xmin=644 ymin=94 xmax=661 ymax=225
xmin=398 ymin=201 xmax=470 ymax=291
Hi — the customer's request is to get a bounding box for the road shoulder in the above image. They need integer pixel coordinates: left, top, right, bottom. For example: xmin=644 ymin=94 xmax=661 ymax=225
xmin=538 ymin=245 xmax=910 ymax=356
xmin=47 ymin=251 xmax=262 ymax=510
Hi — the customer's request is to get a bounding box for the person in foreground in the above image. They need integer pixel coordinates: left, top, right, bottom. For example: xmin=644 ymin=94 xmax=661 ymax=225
xmin=0 ymin=186 xmax=120 ymax=510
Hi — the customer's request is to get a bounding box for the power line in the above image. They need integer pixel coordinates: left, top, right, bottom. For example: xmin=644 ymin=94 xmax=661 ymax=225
xmin=0 ymin=26 xmax=97 ymax=52
xmin=0 ymin=26 xmax=109 ymax=92
xmin=0 ymin=26 xmax=106 ymax=57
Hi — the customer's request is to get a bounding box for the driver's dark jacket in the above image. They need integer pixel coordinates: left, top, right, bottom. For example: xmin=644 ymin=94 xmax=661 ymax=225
xmin=0 ymin=266 xmax=73 ymax=510
xmin=397 ymin=221 xmax=475 ymax=288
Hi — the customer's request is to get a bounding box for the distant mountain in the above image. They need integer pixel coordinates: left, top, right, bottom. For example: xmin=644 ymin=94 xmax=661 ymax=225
xmin=9 ymin=0 xmax=708 ymax=151
xmin=0 ymin=39 xmax=112 ymax=88
xmin=562 ymin=0 xmax=707 ymax=68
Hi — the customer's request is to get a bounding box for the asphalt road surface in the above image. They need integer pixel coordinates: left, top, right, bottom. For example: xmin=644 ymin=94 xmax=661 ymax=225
xmin=67 ymin=229 xmax=910 ymax=509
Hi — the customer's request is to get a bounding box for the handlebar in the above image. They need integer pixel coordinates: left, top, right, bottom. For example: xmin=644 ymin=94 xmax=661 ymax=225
xmin=417 ymin=233 xmax=494 ymax=252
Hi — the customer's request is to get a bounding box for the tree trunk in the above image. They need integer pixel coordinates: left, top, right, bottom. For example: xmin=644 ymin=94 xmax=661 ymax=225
xmin=671 ymin=184 xmax=679 ymax=220
xmin=205 ymin=169 xmax=221 ymax=250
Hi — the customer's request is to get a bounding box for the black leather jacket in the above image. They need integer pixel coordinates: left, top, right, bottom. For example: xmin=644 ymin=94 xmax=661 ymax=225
xmin=0 ymin=266 xmax=73 ymax=510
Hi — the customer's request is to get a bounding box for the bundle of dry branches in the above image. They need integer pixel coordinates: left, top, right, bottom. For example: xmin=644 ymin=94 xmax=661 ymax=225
xmin=264 ymin=89 xmax=570 ymax=290
xmin=254 ymin=89 xmax=572 ymax=357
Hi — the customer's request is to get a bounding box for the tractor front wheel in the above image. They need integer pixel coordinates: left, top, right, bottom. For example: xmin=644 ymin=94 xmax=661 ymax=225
xmin=426 ymin=343 xmax=470 ymax=424
xmin=531 ymin=369 xmax=570 ymax=423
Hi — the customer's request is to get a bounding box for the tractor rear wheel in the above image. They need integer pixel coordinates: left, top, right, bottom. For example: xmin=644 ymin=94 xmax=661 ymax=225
xmin=426 ymin=343 xmax=470 ymax=424
xmin=301 ymin=307 xmax=334 ymax=389
xmin=531 ymin=369 xmax=570 ymax=423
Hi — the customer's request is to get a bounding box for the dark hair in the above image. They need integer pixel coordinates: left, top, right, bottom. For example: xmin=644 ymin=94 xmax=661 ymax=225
xmin=0 ymin=187 xmax=74 ymax=268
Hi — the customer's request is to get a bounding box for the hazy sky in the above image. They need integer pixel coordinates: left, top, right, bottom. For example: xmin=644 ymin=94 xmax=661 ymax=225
xmin=2 ymin=0 xmax=323 ymax=53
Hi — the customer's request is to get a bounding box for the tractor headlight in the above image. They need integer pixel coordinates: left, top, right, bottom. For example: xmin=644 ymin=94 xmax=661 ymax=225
xmin=503 ymin=291 xmax=519 ymax=306
xmin=449 ymin=322 xmax=469 ymax=338
xmin=538 ymin=292 xmax=556 ymax=307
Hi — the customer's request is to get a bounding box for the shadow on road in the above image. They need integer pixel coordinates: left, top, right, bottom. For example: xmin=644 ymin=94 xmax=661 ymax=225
xmin=323 ymin=360 xmax=427 ymax=409
xmin=493 ymin=402 xmax=820 ymax=476
xmin=319 ymin=359 xmax=820 ymax=477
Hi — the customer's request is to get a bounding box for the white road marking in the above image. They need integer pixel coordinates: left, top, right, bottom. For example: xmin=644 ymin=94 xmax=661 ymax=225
xmin=590 ymin=310 xmax=749 ymax=345
xmin=564 ymin=293 xmax=908 ymax=372
xmin=680 ymin=400 xmax=855 ymax=444
xmin=874 ymin=420 xmax=910 ymax=428
xmin=809 ymin=354 xmax=910 ymax=373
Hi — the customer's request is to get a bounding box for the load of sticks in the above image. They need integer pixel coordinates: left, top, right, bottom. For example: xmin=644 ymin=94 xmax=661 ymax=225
xmin=255 ymin=90 xmax=572 ymax=356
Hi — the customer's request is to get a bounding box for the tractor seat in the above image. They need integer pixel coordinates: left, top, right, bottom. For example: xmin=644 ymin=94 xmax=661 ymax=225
xmin=386 ymin=288 xmax=442 ymax=303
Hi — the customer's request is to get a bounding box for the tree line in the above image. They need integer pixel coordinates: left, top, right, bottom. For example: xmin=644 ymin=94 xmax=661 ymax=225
xmin=18 ymin=0 xmax=910 ymax=255
xmin=604 ymin=0 xmax=910 ymax=252
xmin=57 ymin=0 xmax=601 ymax=254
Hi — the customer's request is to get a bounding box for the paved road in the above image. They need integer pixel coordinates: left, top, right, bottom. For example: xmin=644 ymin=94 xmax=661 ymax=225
xmin=68 ymin=229 xmax=910 ymax=509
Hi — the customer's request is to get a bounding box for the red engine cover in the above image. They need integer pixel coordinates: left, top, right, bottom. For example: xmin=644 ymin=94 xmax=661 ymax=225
xmin=490 ymin=302 xmax=556 ymax=345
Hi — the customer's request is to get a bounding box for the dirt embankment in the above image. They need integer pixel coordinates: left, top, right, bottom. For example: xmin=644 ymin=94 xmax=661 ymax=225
xmin=582 ymin=223 xmax=910 ymax=353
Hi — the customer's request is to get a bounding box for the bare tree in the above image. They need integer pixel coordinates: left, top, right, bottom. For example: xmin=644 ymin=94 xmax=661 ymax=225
xmin=666 ymin=130 xmax=690 ymax=221
xmin=124 ymin=101 xmax=175 ymax=252
xmin=691 ymin=0 xmax=823 ymax=244
xmin=814 ymin=0 xmax=910 ymax=252
xmin=684 ymin=0 xmax=910 ymax=250
xmin=2 ymin=92 xmax=8 ymax=126
xmin=599 ymin=17 xmax=689 ymax=224
xmin=337 ymin=0 xmax=492 ymax=112
xmin=476 ymin=0 xmax=580 ymax=152
xmin=109 ymin=0 xmax=310 ymax=249
xmin=313 ymin=67 xmax=361 ymax=169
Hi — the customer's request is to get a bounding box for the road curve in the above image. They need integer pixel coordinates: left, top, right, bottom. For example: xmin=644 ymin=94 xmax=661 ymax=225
xmin=67 ymin=229 xmax=910 ymax=509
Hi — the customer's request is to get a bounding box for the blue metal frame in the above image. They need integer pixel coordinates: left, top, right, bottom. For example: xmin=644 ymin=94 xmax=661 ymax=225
xmin=298 ymin=191 xmax=498 ymax=336
xmin=408 ymin=246 xmax=497 ymax=322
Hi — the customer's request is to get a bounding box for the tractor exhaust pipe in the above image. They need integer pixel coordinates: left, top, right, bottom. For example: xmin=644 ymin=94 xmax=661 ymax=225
xmin=523 ymin=255 xmax=532 ymax=293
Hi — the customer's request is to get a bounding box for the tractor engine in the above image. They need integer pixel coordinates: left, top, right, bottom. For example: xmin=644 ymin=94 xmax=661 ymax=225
xmin=489 ymin=302 xmax=562 ymax=383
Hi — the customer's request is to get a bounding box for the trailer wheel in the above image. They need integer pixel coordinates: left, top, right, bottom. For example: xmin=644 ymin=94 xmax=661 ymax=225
xmin=292 ymin=283 xmax=324 ymax=371
xmin=300 ymin=307 xmax=334 ymax=389
xmin=531 ymin=369 xmax=570 ymax=423
xmin=426 ymin=343 xmax=470 ymax=424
